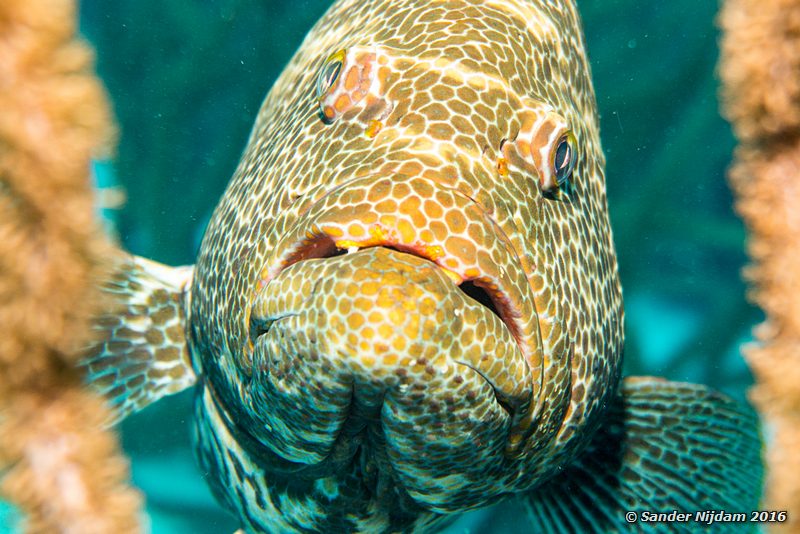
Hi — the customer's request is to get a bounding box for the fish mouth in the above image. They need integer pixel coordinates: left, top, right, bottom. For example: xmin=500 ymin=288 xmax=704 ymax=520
xmin=263 ymin=236 xmax=515 ymax=343
xmin=245 ymin=173 xmax=547 ymax=509
xmin=256 ymin=174 xmax=538 ymax=362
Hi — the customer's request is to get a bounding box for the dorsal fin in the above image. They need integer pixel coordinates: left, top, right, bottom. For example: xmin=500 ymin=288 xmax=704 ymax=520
xmin=82 ymin=254 xmax=197 ymax=423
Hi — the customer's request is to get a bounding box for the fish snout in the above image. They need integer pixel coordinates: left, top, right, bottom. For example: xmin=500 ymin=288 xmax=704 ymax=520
xmin=247 ymin=174 xmax=545 ymax=510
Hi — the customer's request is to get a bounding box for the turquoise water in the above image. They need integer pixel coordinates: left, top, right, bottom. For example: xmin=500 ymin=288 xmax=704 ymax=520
xmin=1 ymin=1 xmax=759 ymax=532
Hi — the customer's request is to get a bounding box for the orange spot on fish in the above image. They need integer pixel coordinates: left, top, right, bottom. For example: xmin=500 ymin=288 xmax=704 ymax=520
xmin=423 ymin=244 xmax=444 ymax=260
xmin=465 ymin=267 xmax=480 ymax=279
xmin=377 ymin=215 xmax=396 ymax=229
xmin=366 ymin=119 xmax=383 ymax=138
xmin=344 ymin=65 xmax=359 ymax=91
xmin=334 ymin=94 xmax=352 ymax=113
xmin=321 ymin=225 xmax=344 ymax=237
xmin=440 ymin=268 xmax=462 ymax=285
xmin=496 ymin=157 xmax=509 ymax=176
xmin=335 ymin=239 xmax=361 ymax=249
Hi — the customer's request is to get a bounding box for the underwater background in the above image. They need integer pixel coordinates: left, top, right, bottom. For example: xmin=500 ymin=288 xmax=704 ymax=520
xmin=0 ymin=0 xmax=758 ymax=532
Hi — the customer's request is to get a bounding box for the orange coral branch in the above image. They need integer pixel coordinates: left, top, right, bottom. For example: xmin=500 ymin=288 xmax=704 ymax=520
xmin=719 ymin=0 xmax=800 ymax=530
xmin=0 ymin=0 xmax=142 ymax=531
xmin=0 ymin=392 xmax=142 ymax=533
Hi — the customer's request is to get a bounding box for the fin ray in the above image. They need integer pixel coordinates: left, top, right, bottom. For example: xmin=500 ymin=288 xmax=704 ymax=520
xmin=522 ymin=377 xmax=763 ymax=533
xmin=81 ymin=255 xmax=196 ymax=423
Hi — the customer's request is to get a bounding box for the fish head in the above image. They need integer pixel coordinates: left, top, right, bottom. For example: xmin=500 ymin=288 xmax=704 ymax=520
xmin=191 ymin=0 xmax=623 ymax=513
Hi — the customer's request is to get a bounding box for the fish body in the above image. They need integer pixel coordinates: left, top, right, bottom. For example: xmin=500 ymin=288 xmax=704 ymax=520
xmin=83 ymin=0 xmax=763 ymax=532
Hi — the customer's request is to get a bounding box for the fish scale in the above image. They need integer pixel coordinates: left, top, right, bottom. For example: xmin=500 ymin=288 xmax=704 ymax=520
xmin=82 ymin=0 xmax=763 ymax=532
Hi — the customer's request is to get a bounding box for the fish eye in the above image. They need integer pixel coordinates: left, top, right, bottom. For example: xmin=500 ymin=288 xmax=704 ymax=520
xmin=316 ymin=49 xmax=346 ymax=101
xmin=552 ymin=132 xmax=576 ymax=189
xmin=511 ymin=107 xmax=577 ymax=199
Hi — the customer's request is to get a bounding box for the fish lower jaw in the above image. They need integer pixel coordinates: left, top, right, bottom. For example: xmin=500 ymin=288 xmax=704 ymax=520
xmin=244 ymin=246 xmax=534 ymax=512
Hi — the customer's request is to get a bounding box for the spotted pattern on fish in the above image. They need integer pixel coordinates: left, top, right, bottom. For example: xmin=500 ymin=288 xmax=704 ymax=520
xmin=191 ymin=0 xmax=620 ymax=528
xmin=82 ymin=0 xmax=762 ymax=532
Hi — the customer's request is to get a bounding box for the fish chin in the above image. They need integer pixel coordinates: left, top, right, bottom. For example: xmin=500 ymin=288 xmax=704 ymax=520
xmin=246 ymin=246 xmax=532 ymax=511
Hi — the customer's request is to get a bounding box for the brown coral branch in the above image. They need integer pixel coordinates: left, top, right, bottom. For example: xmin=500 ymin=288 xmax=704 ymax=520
xmin=719 ymin=0 xmax=800 ymax=530
xmin=0 ymin=0 xmax=142 ymax=531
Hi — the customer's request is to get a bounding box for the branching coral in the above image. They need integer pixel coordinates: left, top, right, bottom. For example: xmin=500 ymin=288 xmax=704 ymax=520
xmin=0 ymin=0 xmax=142 ymax=531
xmin=719 ymin=0 xmax=800 ymax=529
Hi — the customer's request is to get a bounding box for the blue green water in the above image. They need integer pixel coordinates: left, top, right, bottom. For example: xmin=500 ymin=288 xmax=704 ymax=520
xmin=2 ymin=1 xmax=759 ymax=532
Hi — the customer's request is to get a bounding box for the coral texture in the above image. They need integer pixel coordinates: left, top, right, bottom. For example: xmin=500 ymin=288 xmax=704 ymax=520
xmin=719 ymin=0 xmax=800 ymax=530
xmin=0 ymin=0 xmax=142 ymax=531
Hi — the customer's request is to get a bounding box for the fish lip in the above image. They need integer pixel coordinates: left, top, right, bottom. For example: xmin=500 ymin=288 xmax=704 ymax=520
xmin=251 ymin=173 xmax=543 ymax=436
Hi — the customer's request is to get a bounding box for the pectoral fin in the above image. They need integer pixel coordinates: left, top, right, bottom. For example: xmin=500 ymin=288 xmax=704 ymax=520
xmin=522 ymin=377 xmax=763 ymax=533
xmin=82 ymin=254 xmax=197 ymax=423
